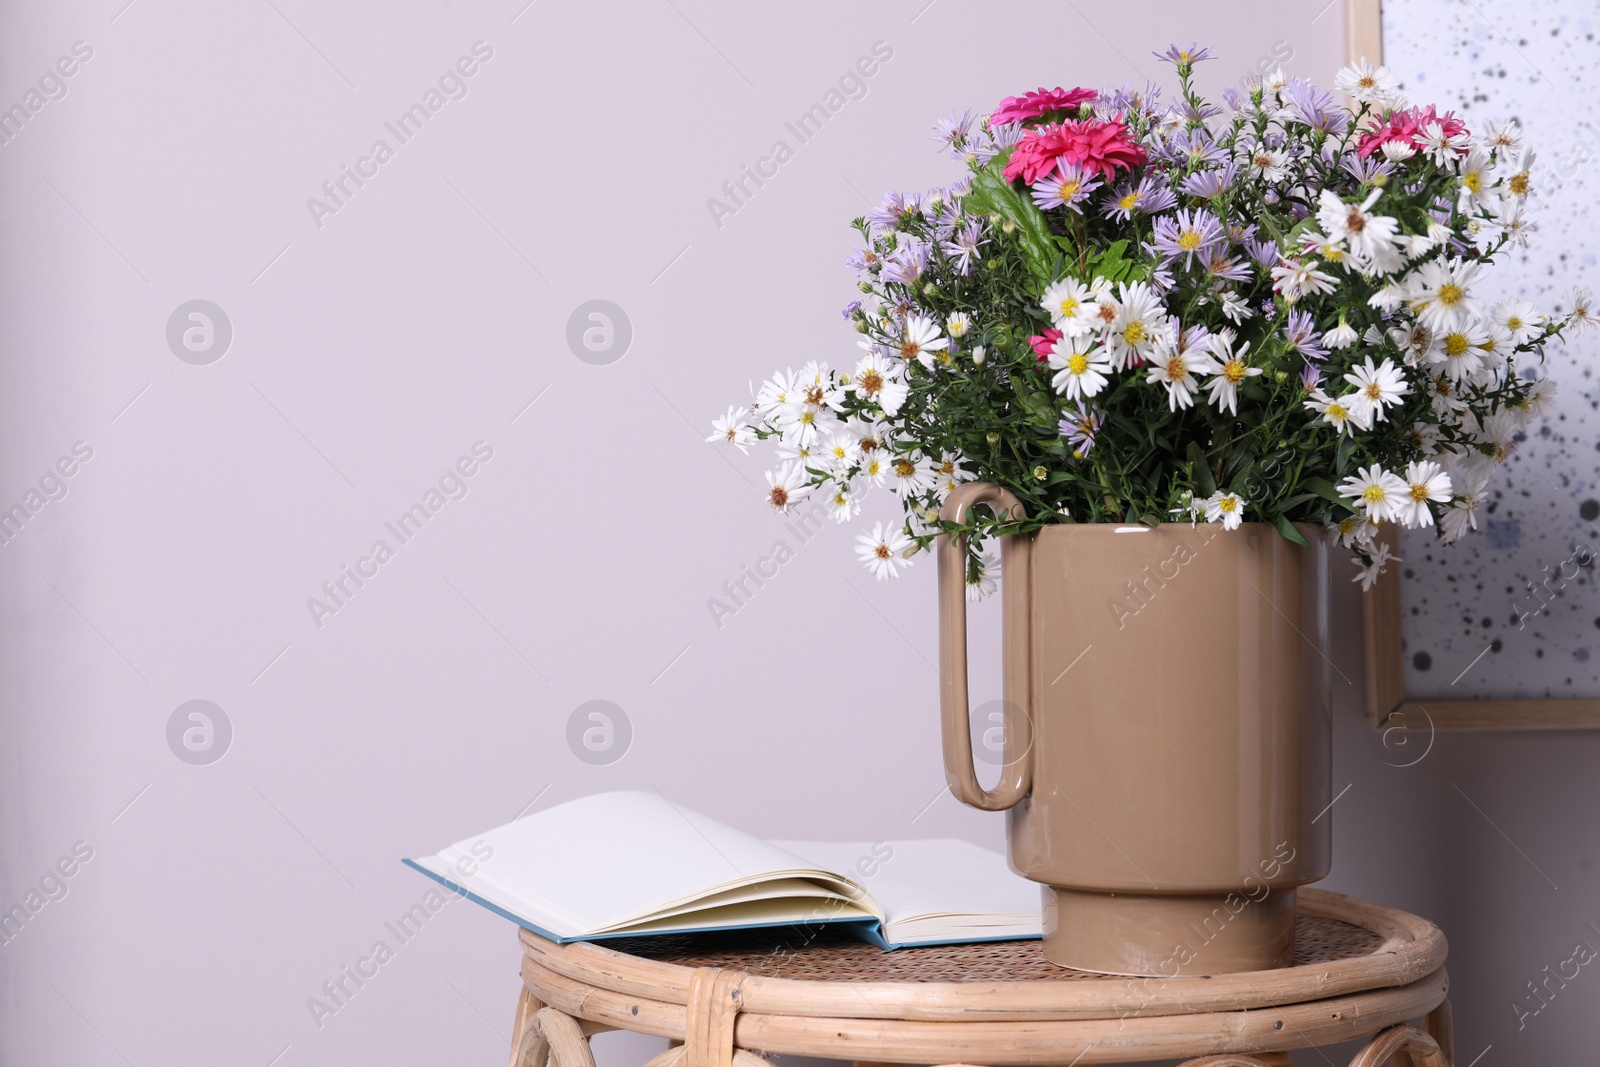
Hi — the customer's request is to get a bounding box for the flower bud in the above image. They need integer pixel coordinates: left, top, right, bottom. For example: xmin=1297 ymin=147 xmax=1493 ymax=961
xmin=972 ymin=345 xmax=987 ymax=365
xmin=985 ymin=431 xmax=1000 ymax=445
xmin=1032 ymin=465 xmax=1048 ymax=481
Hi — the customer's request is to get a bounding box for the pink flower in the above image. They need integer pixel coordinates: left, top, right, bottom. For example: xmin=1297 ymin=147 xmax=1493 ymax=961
xmin=1029 ymin=327 xmax=1063 ymax=362
xmin=991 ymin=86 xmax=1097 ymax=127
xmin=1004 ymin=118 xmax=1149 ymax=186
xmin=1356 ymin=105 xmax=1469 ymax=159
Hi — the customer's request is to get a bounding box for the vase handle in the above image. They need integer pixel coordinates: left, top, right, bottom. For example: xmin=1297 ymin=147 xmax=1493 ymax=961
xmin=938 ymin=481 xmax=1032 ymax=812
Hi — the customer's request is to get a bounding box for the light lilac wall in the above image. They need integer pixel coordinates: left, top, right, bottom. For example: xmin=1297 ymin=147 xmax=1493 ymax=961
xmin=0 ymin=2 xmax=1590 ymax=1064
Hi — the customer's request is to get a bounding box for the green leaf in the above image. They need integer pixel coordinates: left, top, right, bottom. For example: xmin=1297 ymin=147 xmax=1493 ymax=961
xmin=1186 ymin=442 xmax=1216 ymax=497
xmin=1275 ymin=513 xmax=1312 ymax=547
xmin=1301 ymin=476 xmax=1346 ymax=506
xmin=963 ymin=154 xmax=1060 ymax=283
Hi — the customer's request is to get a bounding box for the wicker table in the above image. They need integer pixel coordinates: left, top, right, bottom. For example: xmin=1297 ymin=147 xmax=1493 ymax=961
xmin=507 ymin=889 xmax=1452 ymax=1067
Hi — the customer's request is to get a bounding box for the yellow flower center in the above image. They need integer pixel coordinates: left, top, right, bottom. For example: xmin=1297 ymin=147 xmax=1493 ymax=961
xmin=1364 ymin=382 xmax=1383 ymax=400
xmin=1509 ymin=173 xmax=1529 ymax=195
xmin=1327 ymin=401 xmax=1348 ymax=421
xmin=1178 ymin=230 xmax=1202 ymax=251
xmin=1410 ymin=484 xmax=1431 ymax=501
xmin=1462 ymin=171 xmax=1482 ymax=192
xmin=1118 ymin=192 xmax=1140 ymax=211
xmin=1506 ymin=315 xmax=1523 ymax=331
xmin=859 ymin=370 xmax=884 ymax=394
xmin=1437 ymin=283 xmax=1463 ymax=306
xmin=1362 ymin=485 xmax=1388 ymax=504
xmin=1164 ymin=356 xmax=1185 ymax=382
xmin=894 ymin=459 xmax=916 ymax=477
xmin=1223 ymin=358 xmax=1248 ymax=384
xmin=1218 ymin=497 xmax=1237 ymax=512
xmin=1123 ymin=321 xmax=1147 ymax=346
xmin=1324 ymin=246 xmax=1345 ymax=262
xmin=1444 ymin=333 xmax=1469 ymax=357
xmin=1061 ymin=180 xmax=1080 ymax=196
xmin=1067 ymin=353 xmax=1089 ymax=375
xmin=1058 ymin=296 xmax=1079 ymax=317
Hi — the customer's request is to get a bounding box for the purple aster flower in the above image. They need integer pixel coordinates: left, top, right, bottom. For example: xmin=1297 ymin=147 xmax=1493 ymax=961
xmin=1176 ymin=99 xmax=1224 ymax=123
xmin=1140 ymin=180 xmax=1178 ymax=216
xmin=1151 ymin=207 xmax=1225 ymax=269
xmin=1284 ymin=79 xmax=1349 ymax=135
xmin=1154 ymin=42 xmax=1216 ymax=67
xmin=846 ymin=245 xmax=885 ymax=275
xmin=1059 ymin=404 xmax=1104 ymax=457
xmin=1166 ymin=127 xmax=1228 ymax=169
xmin=1180 ymin=162 xmax=1237 ymax=199
xmin=1148 ymin=262 xmax=1175 ymax=292
xmin=1099 ymin=80 xmax=1163 ymax=118
xmin=1203 ymin=251 xmax=1252 ymax=283
xmin=1174 ymin=319 xmax=1211 ymax=357
xmin=1259 ymin=297 xmax=1279 ymax=317
xmin=841 ymin=299 xmax=863 ymax=319
xmin=1222 ymin=86 xmax=1243 ymax=112
xmin=931 ymin=109 xmax=976 ymax=158
xmin=881 ymin=237 xmax=931 ymax=284
xmin=868 ymin=191 xmax=919 ymax=233
xmin=1341 ymin=153 xmax=1393 ymax=185
xmin=941 ymin=219 xmax=988 ymax=276
xmin=1285 ymin=309 xmax=1328 ymax=361
xmin=1299 ymin=361 xmax=1322 ymax=391
xmin=1030 ymin=161 xmax=1102 ymax=214
xmin=972 ymin=122 xmax=1022 ymax=165
xmin=1243 ymin=235 xmax=1280 ymax=269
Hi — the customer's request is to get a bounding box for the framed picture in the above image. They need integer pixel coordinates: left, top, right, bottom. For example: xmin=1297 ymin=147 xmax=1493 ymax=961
xmin=1350 ymin=1 xmax=1600 ymax=730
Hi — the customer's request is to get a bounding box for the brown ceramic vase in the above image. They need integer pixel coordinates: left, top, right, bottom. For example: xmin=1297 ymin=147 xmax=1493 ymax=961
xmin=938 ymin=482 xmax=1333 ymax=976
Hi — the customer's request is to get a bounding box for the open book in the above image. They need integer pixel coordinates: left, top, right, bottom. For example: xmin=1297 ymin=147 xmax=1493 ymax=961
xmin=404 ymin=791 xmax=1041 ymax=949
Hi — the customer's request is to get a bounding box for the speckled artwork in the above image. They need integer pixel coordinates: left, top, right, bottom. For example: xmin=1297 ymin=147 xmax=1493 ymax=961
xmin=1385 ymin=1 xmax=1599 ymax=699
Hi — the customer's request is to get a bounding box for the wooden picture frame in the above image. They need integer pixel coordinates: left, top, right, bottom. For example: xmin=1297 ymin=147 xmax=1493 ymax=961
xmin=1344 ymin=3 xmax=1600 ymax=731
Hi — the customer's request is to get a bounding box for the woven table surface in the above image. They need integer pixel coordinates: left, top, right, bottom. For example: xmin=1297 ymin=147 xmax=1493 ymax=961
xmin=598 ymin=913 xmax=1383 ymax=983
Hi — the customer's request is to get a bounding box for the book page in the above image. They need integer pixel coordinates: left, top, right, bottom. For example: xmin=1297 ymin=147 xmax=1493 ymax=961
xmin=774 ymin=838 xmax=1041 ymax=945
xmin=412 ymin=791 xmax=867 ymax=937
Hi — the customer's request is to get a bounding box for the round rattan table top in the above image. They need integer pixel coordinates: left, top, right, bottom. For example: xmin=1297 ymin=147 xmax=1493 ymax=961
xmin=516 ymin=888 xmax=1451 ymax=1063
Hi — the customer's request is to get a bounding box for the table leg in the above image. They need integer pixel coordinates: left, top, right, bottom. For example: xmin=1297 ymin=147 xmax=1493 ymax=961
xmin=510 ymin=988 xmax=547 ymax=1067
xmin=1423 ymin=999 xmax=1454 ymax=1064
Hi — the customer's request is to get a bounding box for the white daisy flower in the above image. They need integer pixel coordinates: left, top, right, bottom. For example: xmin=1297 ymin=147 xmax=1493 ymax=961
xmin=706 ymin=406 xmax=756 ymax=453
xmin=1494 ymin=198 xmax=1535 ymax=249
xmin=1217 ymin=289 xmax=1256 ymax=323
xmin=889 ymin=452 xmax=937 ymax=500
xmin=1405 ymin=257 xmax=1485 ymax=333
xmin=1454 ymin=148 xmax=1498 ymax=212
xmin=1434 ymin=323 xmax=1490 ymax=382
xmin=850 ymin=351 xmax=910 ymax=415
xmin=1480 ymin=118 xmax=1524 ymax=156
xmin=1303 ymin=389 xmax=1373 ymax=435
xmin=1049 ymin=337 xmax=1113 ymax=401
xmin=965 ymin=550 xmax=999 ymax=602
xmin=754 ymin=368 xmax=802 ymax=419
xmin=1380 ymin=140 xmax=1417 ymax=164
xmin=1343 ymin=357 xmax=1409 ymax=423
xmin=1335 ymin=59 xmax=1399 ymax=104
xmin=1563 ymin=287 xmax=1599 ymax=332
xmin=775 ymin=399 xmax=837 ymax=446
xmin=1425 ymin=372 xmax=1468 ymax=417
xmin=856 ymin=521 xmax=914 ymax=580
xmin=1353 ymin=541 xmax=1400 ymax=591
xmin=1339 ymin=464 xmax=1409 ymax=522
xmin=1325 ymin=317 xmax=1359 ymax=349
xmin=819 ymin=430 xmax=861 ymax=472
xmin=945 ymin=311 xmax=971 ymax=339
xmin=1203 ymin=332 xmax=1261 ymax=416
xmin=1202 ymin=491 xmax=1247 ymax=530
xmin=1271 ymin=258 xmax=1338 ymax=303
xmin=1104 ymin=281 xmax=1171 ymax=370
xmin=1242 ymin=141 xmax=1289 ymax=182
xmin=1147 ymin=337 xmax=1221 ymax=411
xmin=1439 ymin=466 xmax=1489 ymax=543
xmin=1316 ymin=188 xmax=1402 ymax=272
xmin=1331 ymin=512 xmax=1377 ymax=549
xmin=1396 ymin=460 xmax=1452 ymax=528
xmin=1503 ymin=148 xmax=1534 ymax=199
xmin=1297 ymin=231 xmax=1349 ymax=269
xmin=1417 ymin=120 xmax=1468 ymax=165
xmin=1518 ymin=377 xmax=1560 ymax=419
xmin=1389 ymin=322 xmax=1439 ymax=367
xmin=764 ymin=461 xmax=813 ymax=512
xmin=1492 ymin=300 xmax=1545 ymax=345
xmin=1040 ymin=276 xmax=1098 ymax=337
xmin=898 ymin=312 xmax=951 ymax=368
xmin=824 ymin=484 xmax=860 ymax=523
xmin=931 ymin=453 xmax=972 ymax=500
xmin=858 ymin=449 xmax=891 ymax=487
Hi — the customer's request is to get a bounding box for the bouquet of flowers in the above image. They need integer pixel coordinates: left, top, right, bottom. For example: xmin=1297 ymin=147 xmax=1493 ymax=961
xmin=709 ymin=46 xmax=1592 ymax=595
